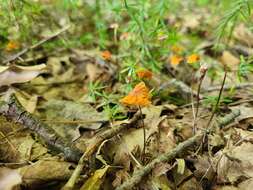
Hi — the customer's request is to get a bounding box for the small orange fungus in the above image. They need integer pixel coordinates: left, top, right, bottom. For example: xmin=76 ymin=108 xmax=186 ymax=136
xmin=5 ymin=41 xmax=19 ymax=51
xmin=101 ymin=50 xmax=112 ymax=60
xmin=137 ymin=69 xmax=153 ymax=79
xmin=170 ymin=55 xmax=183 ymax=66
xmin=171 ymin=45 xmax=183 ymax=53
xmin=120 ymin=82 xmax=151 ymax=106
xmin=187 ymin=54 xmax=200 ymax=64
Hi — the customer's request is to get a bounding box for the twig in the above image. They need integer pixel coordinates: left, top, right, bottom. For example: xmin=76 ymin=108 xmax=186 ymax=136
xmin=2 ymin=25 xmax=70 ymax=64
xmin=206 ymin=71 xmax=227 ymax=128
xmin=116 ymin=108 xmax=241 ymax=190
xmin=0 ymin=94 xmax=82 ymax=162
xmin=217 ymin=109 xmax=240 ymax=128
xmin=193 ymin=68 xmax=207 ymax=134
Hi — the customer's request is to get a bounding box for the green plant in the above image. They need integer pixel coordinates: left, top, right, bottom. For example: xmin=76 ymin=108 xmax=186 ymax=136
xmin=215 ymin=0 xmax=252 ymax=44
xmin=203 ymin=95 xmax=233 ymax=108
xmin=237 ymin=55 xmax=253 ymax=81
xmin=103 ymin=104 xmax=126 ymax=122
xmin=87 ymin=81 xmax=106 ymax=102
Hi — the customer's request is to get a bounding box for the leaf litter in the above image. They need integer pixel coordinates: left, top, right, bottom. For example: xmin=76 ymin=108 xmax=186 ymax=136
xmin=1 ymin=1 xmax=253 ymax=190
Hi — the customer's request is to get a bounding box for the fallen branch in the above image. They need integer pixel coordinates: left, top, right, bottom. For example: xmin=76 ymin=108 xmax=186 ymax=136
xmin=2 ymin=25 xmax=70 ymax=64
xmin=0 ymin=95 xmax=82 ymax=162
xmin=203 ymin=82 xmax=253 ymax=92
xmin=116 ymin=133 xmax=203 ymax=190
xmin=217 ymin=109 xmax=240 ymax=128
xmin=115 ymin=108 xmax=241 ymax=190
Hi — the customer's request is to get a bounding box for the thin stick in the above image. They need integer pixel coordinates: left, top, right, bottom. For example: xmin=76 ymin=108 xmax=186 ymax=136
xmin=138 ymin=106 xmax=146 ymax=162
xmin=206 ymin=71 xmax=227 ymax=128
xmin=2 ymin=25 xmax=70 ymax=64
xmin=203 ymin=82 xmax=253 ymax=92
xmin=192 ymin=71 xmax=206 ymax=134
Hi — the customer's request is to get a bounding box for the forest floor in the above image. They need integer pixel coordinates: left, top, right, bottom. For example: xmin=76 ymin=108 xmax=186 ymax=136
xmin=1 ymin=1 xmax=253 ymax=190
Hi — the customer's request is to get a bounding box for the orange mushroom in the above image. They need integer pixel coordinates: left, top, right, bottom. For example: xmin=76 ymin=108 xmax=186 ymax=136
xmin=136 ymin=69 xmax=153 ymax=79
xmin=187 ymin=54 xmax=200 ymax=64
xmin=120 ymin=82 xmax=151 ymax=107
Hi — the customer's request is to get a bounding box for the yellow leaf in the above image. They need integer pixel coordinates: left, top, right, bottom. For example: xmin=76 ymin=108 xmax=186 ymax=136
xmin=80 ymin=166 xmax=109 ymax=190
xmin=176 ymin=158 xmax=185 ymax=175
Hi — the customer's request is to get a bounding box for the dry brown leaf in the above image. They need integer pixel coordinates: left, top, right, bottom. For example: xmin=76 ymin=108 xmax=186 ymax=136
xmin=0 ymin=167 xmax=22 ymax=190
xmin=216 ymin=142 xmax=253 ymax=183
xmin=234 ymin=24 xmax=253 ymax=47
xmin=219 ymin=51 xmax=240 ymax=70
xmin=112 ymin=170 xmax=130 ymax=187
xmin=18 ymin=160 xmax=73 ymax=187
xmin=0 ymin=64 xmax=46 ymax=86
xmin=238 ymin=178 xmax=253 ymax=190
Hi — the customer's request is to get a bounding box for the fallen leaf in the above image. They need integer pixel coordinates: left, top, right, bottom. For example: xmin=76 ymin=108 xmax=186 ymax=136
xmin=80 ymin=165 xmax=109 ymax=190
xmin=44 ymin=99 xmax=108 ymax=141
xmin=234 ymin=24 xmax=253 ymax=47
xmin=219 ymin=51 xmax=240 ymax=70
xmin=18 ymin=160 xmax=73 ymax=187
xmin=0 ymin=167 xmax=22 ymax=190
xmin=238 ymin=178 xmax=253 ymax=190
xmin=0 ymin=64 xmax=46 ymax=86
xmin=176 ymin=159 xmax=185 ymax=175
xmin=216 ymin=142 xmax=253 ymax=183
xmin=15 ymin=92 xmax=38 ymax=113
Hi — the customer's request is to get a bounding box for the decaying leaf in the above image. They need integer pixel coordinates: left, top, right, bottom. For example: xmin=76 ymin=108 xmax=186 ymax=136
xmin=0 ymin=64 xmax=46 ymax=86
xmin=15 ymin=91 xmax=38 ymax=113
xmin=80 ymin=165 xmax=109 ymax=190
xmin=44 ymin=99 xmax=108 ymax=141
xmin=219 ymin=51 xmax=240 ymax=70
xmin=234 ymin=24 xmax=253 ymax=47
xmin=18 ymin=160 xmax=73 ymax=187
xmin=0 ymin=167 xmax=22 ymax=190
xmin=216 ymin=142 xmax=253 ymax=184
xmin=176 ymin=159 xmax=185 ymax=175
